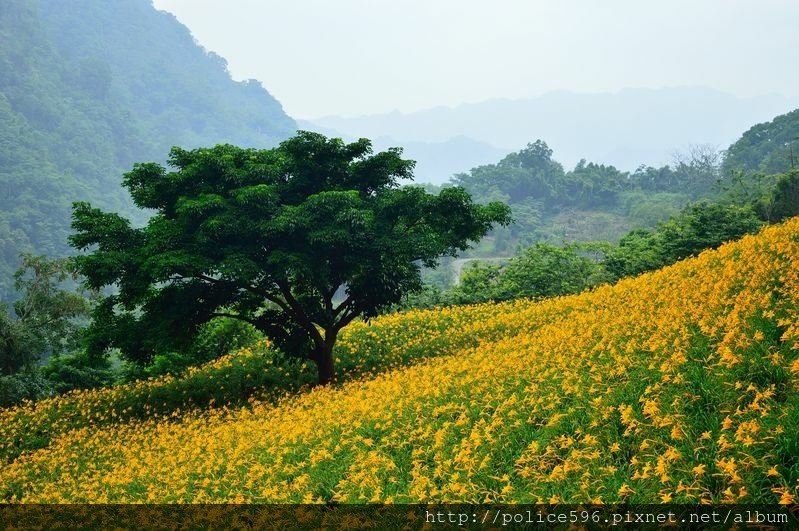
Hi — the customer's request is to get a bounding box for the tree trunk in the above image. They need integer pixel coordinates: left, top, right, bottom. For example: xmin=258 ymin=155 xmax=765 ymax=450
xmin=313 ymin=341 xmax=336 ymax=386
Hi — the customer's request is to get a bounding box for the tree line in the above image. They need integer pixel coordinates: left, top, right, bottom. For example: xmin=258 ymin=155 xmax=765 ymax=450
xmin=401 ymin=169 xmax=799 ymax=310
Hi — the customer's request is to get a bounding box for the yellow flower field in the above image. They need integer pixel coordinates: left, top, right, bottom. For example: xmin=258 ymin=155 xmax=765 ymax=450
xmin=2 ymin=218 xmax=799 ymax=503
xmin=0 ymin=297 xmax=534 ymax=464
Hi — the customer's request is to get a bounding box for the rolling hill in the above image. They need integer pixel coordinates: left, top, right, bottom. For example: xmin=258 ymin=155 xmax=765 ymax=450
xmin=2 ymin=216 xmax=797 ymax=505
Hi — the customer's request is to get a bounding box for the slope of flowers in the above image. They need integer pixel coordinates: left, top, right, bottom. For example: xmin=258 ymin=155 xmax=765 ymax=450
xmin=2 ymin=218 xmax=799 ymax=503
xmin=0 ymin=296 xmax=536 ymax=464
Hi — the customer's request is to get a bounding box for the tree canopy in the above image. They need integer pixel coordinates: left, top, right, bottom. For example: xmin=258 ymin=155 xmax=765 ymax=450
xmin=723 ymin=108 xmax=799 ymax=176
xmin=755 ymin=169 xmax=799 ymax=223
xmin=70 ymin=132 xmax=511 ymax=384
xmin=448 ymin=243 xmax=600 ymax=304
xmin=0 ymin=254 xmax=90 ymax=376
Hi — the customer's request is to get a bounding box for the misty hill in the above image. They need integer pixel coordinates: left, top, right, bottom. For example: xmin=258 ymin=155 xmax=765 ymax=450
xmin=723 ymin=108 xmax=799 ymax=175
xmin=0 ymin=0 xmax=295 ymax=297
xmin=308 ymin=87 xmax=797 ymax=181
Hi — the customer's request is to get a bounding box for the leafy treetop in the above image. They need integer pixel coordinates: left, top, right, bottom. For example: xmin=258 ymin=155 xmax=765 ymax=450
xmin=1 ymin=254 xmax=91 ymax=376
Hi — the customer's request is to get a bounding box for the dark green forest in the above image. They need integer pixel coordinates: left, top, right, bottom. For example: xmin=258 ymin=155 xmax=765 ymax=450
xmin=402 ymin=125 xmax=799 ymax=305
xmin=0 ymin=0 xmax=295 ymax=297
xmin=723 ymin=108 xmax=799 ymax=175
xmin=405 ymin=110 xmax=799 ymax=291
xmin=445 ymin=141 xmax=724 ymax=254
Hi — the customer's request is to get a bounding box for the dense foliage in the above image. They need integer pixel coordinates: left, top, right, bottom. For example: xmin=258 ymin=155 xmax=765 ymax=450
xmin=0 ymin=0 xmax=295 ymax=298
xmin=445 ymin=243 xmax=602 ymax=306
xmin=723 ymin=108 xmax=799 ymax=176
xmin=446 ymin=140 xmax=725 ymax=255
xmin=0 ymin=255 xmax=90 ymax=376
xmin=71 ymin=132 xmax=510 ymax=384
xmin=755 ymin=169 xmax=799 ymax=223
xmin=603 ymin=201 xmax=764 ymax=280
xmin=0 ymin=255 xmax=263 ymax=406
xmin=410 ymin=130 xmax=797 ymax=302
xmin=403 ymin=200 xmax=765 ymax=310
xmin=0 ymin=255 xmax=96 ymax=406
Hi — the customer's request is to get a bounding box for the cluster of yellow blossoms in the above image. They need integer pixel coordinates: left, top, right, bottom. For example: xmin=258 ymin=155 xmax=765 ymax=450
xmin=1 ymin=218 xmax=798 ymax=504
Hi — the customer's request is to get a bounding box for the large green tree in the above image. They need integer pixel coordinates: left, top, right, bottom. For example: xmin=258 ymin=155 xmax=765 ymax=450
xmin=723 ymin=108 xmax=799 ymax=175
xmin=0 ymin=254 xmax=91 ymax=375
xmin=756 ymin=169 xmax=799 ymax=223
xmin=603 ymin=202 xmax=763 ymax=280
xmin=70 ymin=132 xmax=510 ymax=384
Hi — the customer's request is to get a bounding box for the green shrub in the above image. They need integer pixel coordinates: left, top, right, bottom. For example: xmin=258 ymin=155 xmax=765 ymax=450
xmin=41 ymin=352 xmax=117 ymax=394
xmin=125 ymin=318 xmax=263 ymax=379
xmin=0 ymin=371 xmax=53 ymax=407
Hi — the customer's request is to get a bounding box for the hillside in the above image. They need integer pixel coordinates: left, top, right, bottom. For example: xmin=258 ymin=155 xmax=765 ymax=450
xmin=2 ymin=217 xmax=798 ymax=504
xmin=0 ymin=0 xmax=295 ymax=297
xmin=427 ymin=140 xmax=723 ymax=264
xmin=723 ymin=108 xmax=799 ymax=176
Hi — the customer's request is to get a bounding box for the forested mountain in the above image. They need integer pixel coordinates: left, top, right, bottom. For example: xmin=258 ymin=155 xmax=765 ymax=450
xmin=425 ymin=139 xmax=723 ymax=258
xmin=723 ymin=108 xmax=799 ymax=175
xmin=0 ymin=0 xmax=295 ymax=298
xmin=431 ymin=100 xmax=799 ymax=259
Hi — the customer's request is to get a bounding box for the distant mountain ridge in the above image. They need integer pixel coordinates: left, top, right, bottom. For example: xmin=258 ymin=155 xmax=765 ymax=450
xmin=308 ymin=87 xmax=798 ymax=179
xmin=0 ymin=0 xmax=296 ymax=297
xmin=297 ymin=118 xmax=507 ymax=185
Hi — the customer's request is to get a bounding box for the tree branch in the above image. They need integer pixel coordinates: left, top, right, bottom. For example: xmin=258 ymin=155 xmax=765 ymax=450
xmin=276 ymin=280 xmax=324 ymax=346
xmin=334 ymin=301 xmax=361 ymax=331
xmin=332 ymin=295 xmax=353 ymax=318
xmin=257 ymin=288 xmax=293 ymax=315
xmin=398 ymin=214 xmax=426 ymax=235
xmin=210 ymin=311 xmax=260 ymax=328
xmin=193 ymin=273 xmax=294 ymax=316
xmin=323 ymin=287 xmax=334 ymax=315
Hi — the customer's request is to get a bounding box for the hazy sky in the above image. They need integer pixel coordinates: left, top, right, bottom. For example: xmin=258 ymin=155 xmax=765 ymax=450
xmin=151 ymin=0 xmax=799 ymax=119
